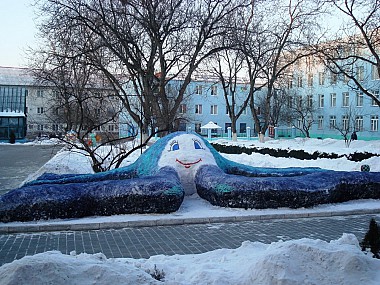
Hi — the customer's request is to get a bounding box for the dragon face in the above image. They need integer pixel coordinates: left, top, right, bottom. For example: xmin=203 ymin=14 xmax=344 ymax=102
xmin=157 ymin=133 xmax=217 ymax=195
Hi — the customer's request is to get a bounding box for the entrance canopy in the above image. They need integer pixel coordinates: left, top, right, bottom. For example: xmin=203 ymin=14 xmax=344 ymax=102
xmin=200 ymin=121 xmax=222 ymax=130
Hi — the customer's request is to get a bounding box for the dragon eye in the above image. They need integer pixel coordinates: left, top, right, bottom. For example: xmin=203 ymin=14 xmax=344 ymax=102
xmin=170 ymin=140 xmax=180 ymax=151
xmin=193 ymin=139 xmax=202 ymax=149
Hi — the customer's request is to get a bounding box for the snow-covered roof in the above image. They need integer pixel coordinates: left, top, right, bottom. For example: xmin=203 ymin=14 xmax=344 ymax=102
xmin=200 ymin=121 xmax=222 ymax=129
xmin=0 ymin=111 xmax=25 ymax=117
xmin=0 ymin=66 xmax=35 ymax=86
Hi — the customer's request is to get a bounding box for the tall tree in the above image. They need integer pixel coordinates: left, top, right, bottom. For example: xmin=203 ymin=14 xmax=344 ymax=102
xmin=281 ymin=91 xmax=317 ymax=138
xmin=35 ymin=0 xmax=250 ymax=142
xmin=239 ymin=0 xmax=325 ymax=137
xmin=317 ymin=0 xmax=380 ymax=107
xmin=208 ymin=49 xmax=250 ymax=141
xmin=29 ymin=23 xmax=138 ymax=172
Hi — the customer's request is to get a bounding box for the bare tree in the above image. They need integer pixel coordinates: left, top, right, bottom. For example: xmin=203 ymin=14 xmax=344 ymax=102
xmin=239 ymin=0 xmax=325 ymax=138
xmin=281 ymin=91 xmax=317 ymax=138
xmin=35 ymin=0 xmax=250 ymax=142
xmin=208 ymin=49 xmax=250 ymax=141
xmin=318 ymin=0 xmax=380 ymax=107
xmin=29 ymin=34 xmax=139 ymax=172
xmin=333 ymin=104 xmax=361 ymax=147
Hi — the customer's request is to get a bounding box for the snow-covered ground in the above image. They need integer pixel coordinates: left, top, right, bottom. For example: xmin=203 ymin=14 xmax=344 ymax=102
xmin=1 ymin=137 xmax=380 ymax=284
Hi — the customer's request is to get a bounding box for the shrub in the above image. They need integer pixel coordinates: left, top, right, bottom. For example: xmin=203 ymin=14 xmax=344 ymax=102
xmin=360 ymin=218 xmax=380 ymax=259
xmin=146 ymin=264 xmax=165 ymax=281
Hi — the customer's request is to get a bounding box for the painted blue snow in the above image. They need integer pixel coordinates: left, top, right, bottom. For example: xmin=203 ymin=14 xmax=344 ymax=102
xmin=1 ymin=131 xmax=380 ymax=222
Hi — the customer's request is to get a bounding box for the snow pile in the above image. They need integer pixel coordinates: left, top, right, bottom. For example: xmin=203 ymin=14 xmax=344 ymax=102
xmin=1 ymin=234 xmax=379 ymax=285
xmin=0 ymin=251 xmax=160 ymax=285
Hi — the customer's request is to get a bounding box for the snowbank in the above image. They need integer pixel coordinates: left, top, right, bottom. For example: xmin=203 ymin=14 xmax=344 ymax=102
xmin=1 ymin=234 xmax=379 ymax=285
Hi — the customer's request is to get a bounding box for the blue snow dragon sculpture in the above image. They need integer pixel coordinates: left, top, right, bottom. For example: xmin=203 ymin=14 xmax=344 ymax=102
xmin=1 ymin=131 xmax=380 ymax=222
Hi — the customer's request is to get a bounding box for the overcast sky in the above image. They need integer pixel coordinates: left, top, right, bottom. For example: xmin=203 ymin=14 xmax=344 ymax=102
xmin=0 ymin=0 xmax=38 ymax=67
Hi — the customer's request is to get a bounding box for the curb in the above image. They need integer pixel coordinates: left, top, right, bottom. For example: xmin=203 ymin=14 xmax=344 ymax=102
xmin=1 ymin=208 xmax=379 ymax=234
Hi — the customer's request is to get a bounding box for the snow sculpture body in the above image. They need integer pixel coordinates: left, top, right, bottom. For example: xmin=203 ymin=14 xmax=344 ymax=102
xmin=1 ymin=131 xmax=380 ymax=222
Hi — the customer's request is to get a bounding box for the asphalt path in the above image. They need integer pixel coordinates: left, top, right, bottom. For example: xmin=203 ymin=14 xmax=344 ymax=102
xmin=0 ymin=144 xmax=61 ymax=195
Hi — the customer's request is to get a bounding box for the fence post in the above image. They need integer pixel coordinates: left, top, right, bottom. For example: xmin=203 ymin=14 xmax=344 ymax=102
xmin=246 ymin=127 xmax=251 ymax=140
xmin=291 ymin=126 xmax=296 ymax=138
xmin=274 ymin=127 xmax=278 ymax=139
xmin=227 ymin=127 xmax=232 ymax=140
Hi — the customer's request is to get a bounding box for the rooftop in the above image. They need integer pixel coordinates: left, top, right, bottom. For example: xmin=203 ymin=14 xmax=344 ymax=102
xmin=0 ymin=66 xmax=35 ymax=86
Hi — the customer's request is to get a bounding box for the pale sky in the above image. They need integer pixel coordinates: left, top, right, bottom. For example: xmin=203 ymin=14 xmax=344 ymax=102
xmin=0 ymin=0 xmax=38 ymax=67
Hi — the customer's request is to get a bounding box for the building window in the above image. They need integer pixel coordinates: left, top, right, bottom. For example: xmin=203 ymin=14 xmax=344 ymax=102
xmin=288 ymin=76 xmax=293 ymax=89
xmin=330 ymin=93 xmax=336 ymax=107
xmin=342 ymin=115 xmax=349 ymax=130
xmin=318 ymin=116 xmax=324 ymax=129
xmin=210 ymin=105 xmax=218 ymax=115
xmin=239 ymin=105 xmax=247 ymax=115
xmin=288 ymin=96 xmax=293 ymax=108
xmin=179 ymin=104 xmax=187 ymax=114
xmin=37 ymin=90 xmax=44 ymax=97
xmin=108 ymin=124 xmax=115 ymax=132
xmin=195 ymin=104 xmax=202 ymax=114
xmin=329 ymin=115 xmax=336 ymax=129
xmin=37 ymin=124 xmax=44 ymax=131
xmin=307 ymin=95 xmax=313 ymax=108
xmin=195 ymin=85 xmax=203 ymax=95
xmin=372 ymin=90 xmax=379 ymax=106
xmin=297 ymin=119 xmax=302 ymax=129
xmin=52 ymin=124 xmax=59 ymax=132
xmin=25 ymin=89 xmax=29 ymax=96
xmin=355 ymin=115 xmax=363 ymax=131
xmin=240 ymin=85 xmax=248 ymax=91
xmin=53 ymin=90 xmax=60 ymax=99
xmin=297 ymin=76 xmax=303 ymax=87
xmin=357 ymin=66 xmax=365 ymax=81
xmin=240 ymin=123 xmax=246 ymax=133
xmin=372 ymin=65 xmax=379 ymax=80
xmin=342 ymin=92 xmax=350 ymax=107
xmin=371 ymin=115 xmax=379 ymax=131
xmin=211 ymin=85 xmax=217 ymax=96
xmin=330 ymin=73 xmax=337 ymax=84
xmin=318 ymin=94 xmax=324 ymax=108
xmin=297 ymin=96 xmax=303 ymax=108
xmin=356 ymin=93 xmax=363 ymax=107
xmin=307 ymin=73 xmax=313 ymax=87
xmin=37 ymin=107 xmax=44 ymax=114
xmin=318 ymin=72 xmax=325 ymax=85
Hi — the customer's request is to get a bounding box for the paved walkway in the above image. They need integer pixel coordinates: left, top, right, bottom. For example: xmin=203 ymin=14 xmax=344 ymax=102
xmin=0 ymin=144 xmax=61 ymax=195
xmin=1 ymin=214 xmax=378 ymax=266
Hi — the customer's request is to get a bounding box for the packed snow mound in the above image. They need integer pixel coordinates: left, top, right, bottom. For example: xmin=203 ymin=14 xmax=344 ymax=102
xmin=0 ymin=251 xmax=160 ymax=285
xmin=1 ymin=234 xmax=379 ymax=285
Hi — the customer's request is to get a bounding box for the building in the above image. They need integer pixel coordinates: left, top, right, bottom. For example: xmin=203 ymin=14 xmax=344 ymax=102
xmin=0 ymin=66 xmax=120 ymax=141
xmin=119 ymin=76 xmax=263 ymax=138
xmin=0 ymin=67 xmax=30 ymax=140
xmin=285 ymin=53 xmax=380 ymax=140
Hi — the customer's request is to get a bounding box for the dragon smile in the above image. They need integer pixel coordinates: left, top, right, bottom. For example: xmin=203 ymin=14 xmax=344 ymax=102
xmin=176 ymin=158 xmax=202 ymax=168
